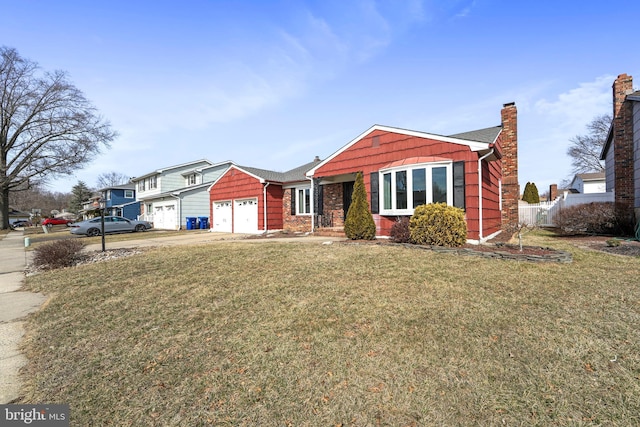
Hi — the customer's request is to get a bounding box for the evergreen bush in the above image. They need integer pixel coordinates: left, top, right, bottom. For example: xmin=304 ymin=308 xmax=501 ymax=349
xmin=409 ymin=203 xmax=467 ymax=247
xmin=522 ymin=182 xmax=540 ymax=204
xmin=343 ymin=172 xmax=376 ymax=240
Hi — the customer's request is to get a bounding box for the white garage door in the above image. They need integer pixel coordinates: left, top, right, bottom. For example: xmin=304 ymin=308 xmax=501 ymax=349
xmin=213 ymin=201 xmax=232 ymax=232
xmin=234 ymin=198 xmax=258 ymax=233
xmin=153 ymin=203 xmax=178 ymax=230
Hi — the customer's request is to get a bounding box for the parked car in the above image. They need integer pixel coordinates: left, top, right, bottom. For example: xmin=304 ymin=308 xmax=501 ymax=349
xmin=10 ymin=220 xmax=32 ymax=228
xmin=69 ymin=216 xmax=153 ymax=236
xmin=42 ymin=217 xmax=74 ymax=227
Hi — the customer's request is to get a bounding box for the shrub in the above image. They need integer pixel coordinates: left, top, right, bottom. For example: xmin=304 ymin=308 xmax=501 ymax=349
xmin=344 ymin=172 xmax=376 ymax=240
xmin=32 ymin=239 xmax=85 ymax=269
xmin=390 ymin=217 xmax=411 ymax=243
xmin=522 ymin=182 xmax=540 ymax=204
xmin=555 ymin=202 xmax=616 ymax=235
xmin=409 ymin=203 xmax=467 ymax=247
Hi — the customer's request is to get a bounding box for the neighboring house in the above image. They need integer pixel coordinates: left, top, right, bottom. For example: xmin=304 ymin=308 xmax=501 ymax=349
xmin=209 ymin=103 xmax=520 ymax=242
xmin=569 ymin=172 xmax=606 ymax=194
xmin=7 ymin=207 xmax=31 ymax=224
xmin=208 ymin=158 xmax=322 ymax=234
xmin=98 ymin=183 xmax=140 ymax=219
xmin=133 ymin=159 xmax=232 ymax=230
xmin=600 ymin=73 xmax=640 ymax=228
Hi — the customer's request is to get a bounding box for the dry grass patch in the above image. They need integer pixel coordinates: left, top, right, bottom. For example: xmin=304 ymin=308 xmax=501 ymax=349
xmin=20 ymin=236 xmax=640 ymax=426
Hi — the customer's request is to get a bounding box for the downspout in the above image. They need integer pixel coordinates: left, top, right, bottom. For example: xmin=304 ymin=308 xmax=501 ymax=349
xmin=263 ymin=182 xmax=270 ymax=233
xmin=307 ymin=176 xmax=314 ymax=232
xmin=478 ymin=149 xmax=495 ymax=242
xmin=170 ymin=193 xmax=181 ymax=230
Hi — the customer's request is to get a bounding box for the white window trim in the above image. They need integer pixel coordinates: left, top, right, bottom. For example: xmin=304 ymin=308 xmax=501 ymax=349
xmin=124 ymin=190 xmax=134 ymax=199
xmin=186 ymin=173 xmax=198 ymax=186
xmin=379 ymin=161 xmax=453 ymax=216
xmin=296 ymin=186 xmax=312 ymax=215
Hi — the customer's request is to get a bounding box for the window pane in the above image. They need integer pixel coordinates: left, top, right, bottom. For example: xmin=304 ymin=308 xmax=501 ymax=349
xmin=396 ymin=171 xmax=407 ymax=209
xmin=298 ymin=189 xmax=305 ymax=213
xmin=304 ymin=188 xmax=310 ymax=214
xmin=383 ymin=173 xmax=392 ymax=210
xmin=432 ymin=167 xmax=447 ymax=203
xmin=412 ymin=168 xmax=426 ymax=208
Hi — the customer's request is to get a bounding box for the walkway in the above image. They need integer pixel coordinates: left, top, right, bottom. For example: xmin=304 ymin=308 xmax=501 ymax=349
xmin=0 ymin=232 xmax=47 ymax=404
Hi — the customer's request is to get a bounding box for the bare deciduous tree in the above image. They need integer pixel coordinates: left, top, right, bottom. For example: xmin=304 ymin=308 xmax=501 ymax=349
xmin=0 ymin=46 xmax=117 ymax=229
xmin=566 ymin=114 xmax=611 ymax=175
xmin=96 ymin=171 xmax=130 ymax=189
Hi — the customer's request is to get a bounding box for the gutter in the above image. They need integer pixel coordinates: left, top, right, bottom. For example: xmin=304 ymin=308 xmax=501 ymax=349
xmin=478 ymin=149 xmax=495 ymax=242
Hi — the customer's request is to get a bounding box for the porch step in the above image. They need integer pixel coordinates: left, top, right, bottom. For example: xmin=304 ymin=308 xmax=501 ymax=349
xmin=313 ymin=227 xmax=346 ymax=238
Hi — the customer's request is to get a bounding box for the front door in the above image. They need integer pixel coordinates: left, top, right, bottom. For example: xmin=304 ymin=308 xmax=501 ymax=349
xmin=343 ymin=181 xmax=354 ymax=220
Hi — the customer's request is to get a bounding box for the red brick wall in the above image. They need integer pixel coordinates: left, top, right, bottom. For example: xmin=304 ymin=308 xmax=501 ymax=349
xmin=282 ymin=189 xmax=312 ymax=232
xmin=612 ymin=74 xmax=635 ymax=225
xmin=322 ymin=183 xmax=346 ymax=227
xmin=500 ymin=102 xmax=520 ymax=231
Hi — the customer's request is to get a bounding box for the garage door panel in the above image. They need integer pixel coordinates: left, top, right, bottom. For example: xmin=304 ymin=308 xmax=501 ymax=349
xmin=213 ymin=201 xmax=232 ymax=232
xmin=234 ymin=198 xmax=258 ymax=233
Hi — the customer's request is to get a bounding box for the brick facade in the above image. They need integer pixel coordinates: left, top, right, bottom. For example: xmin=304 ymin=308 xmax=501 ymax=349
xmin=612 ymin=74 xmax=636 ymax=226
xmin=500 ymin=102 xmax=520 ymax=230
xmin=321 ymin=183 xmax=346 ymax=228
xmin=549 ymin=184 xmax=558 ymax=201
xmin=282 ymin=189 xmax=312 ymax=232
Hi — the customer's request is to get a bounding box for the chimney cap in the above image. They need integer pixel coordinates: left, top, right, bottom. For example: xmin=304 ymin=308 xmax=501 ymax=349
xmin=503 ymin=102 xmax=516 ymax=108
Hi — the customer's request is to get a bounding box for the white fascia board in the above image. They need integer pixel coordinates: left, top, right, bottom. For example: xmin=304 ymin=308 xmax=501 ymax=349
xmin=306 ymin=124 xmax=492 ymax=177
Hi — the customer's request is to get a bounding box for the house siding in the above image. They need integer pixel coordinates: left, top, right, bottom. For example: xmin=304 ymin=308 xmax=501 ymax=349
xmin=312 ymin=129 xmax=499 ymax=240
xmin=209 ymin=168 xmax=284 ymax=232
xmin=605 ymin=143 xmax=615 ymax=192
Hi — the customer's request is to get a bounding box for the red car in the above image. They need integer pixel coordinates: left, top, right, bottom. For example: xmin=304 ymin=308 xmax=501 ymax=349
xmin=42 ymin=217 xmax=74 ymax=227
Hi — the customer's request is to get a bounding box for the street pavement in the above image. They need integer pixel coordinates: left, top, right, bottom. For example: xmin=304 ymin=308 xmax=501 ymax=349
xmin=0 ymin=229 xmax=343 ymax=403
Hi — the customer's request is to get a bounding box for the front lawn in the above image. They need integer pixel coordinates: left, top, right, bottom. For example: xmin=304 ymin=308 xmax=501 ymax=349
xmin=21 ymin=235 xmax=640 ymax=426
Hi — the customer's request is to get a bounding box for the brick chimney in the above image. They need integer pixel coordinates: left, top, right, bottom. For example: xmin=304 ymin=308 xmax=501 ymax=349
xmin=549 ymin=184 xmax=558 ymax=201
xmin=500 ymin=102 xmax=519 ymax=230
xmin=611 ymin=74 xmax=635 ymax=228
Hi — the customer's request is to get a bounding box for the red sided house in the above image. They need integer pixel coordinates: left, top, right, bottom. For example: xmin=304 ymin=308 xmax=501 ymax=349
xmin=209 ymin=103 xmax=519 ymax=242
xmin=208 ymin=159 xmax=321 ymax=234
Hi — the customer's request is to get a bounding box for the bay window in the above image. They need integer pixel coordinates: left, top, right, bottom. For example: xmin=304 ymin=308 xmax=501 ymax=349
xmin=379 ymin=162 xmax=453 ymax=215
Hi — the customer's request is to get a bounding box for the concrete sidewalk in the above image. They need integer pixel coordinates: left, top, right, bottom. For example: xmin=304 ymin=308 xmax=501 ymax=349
xmin=0 ymin=231 xmax=47 ymax=404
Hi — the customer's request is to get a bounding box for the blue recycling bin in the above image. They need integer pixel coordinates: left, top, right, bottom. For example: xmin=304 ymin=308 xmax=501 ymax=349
xmin=198 ymin=216 xmax=209 ymax=229
xmin=186 ymin=217 xmax=197 ymax=230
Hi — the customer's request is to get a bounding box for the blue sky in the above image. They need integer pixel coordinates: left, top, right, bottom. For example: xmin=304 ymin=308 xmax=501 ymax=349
xmin=2 ymin=0 xmax=639 ymax=194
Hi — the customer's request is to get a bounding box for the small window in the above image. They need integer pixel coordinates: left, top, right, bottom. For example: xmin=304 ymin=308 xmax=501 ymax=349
xmin=149 ymin=176 xmax=157 ymax=189
xmin=139 ymin=180 xmax=145 ymax=191
xmin=124 ymin=190 xmax=134 ymax=198
xmin=186 ymin=174 xmax=197 ymax=186
xmin=296 ymin=188 xmax=311 ymax=215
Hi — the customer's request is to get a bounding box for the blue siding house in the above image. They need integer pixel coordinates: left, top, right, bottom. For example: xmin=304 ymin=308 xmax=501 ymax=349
xmin=101 ymin=183 xmax=140 ymax=220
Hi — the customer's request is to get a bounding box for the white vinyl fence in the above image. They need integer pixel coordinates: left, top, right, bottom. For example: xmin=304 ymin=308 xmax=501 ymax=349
xmin=519 ymin=192 xmax=614 ymax=226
